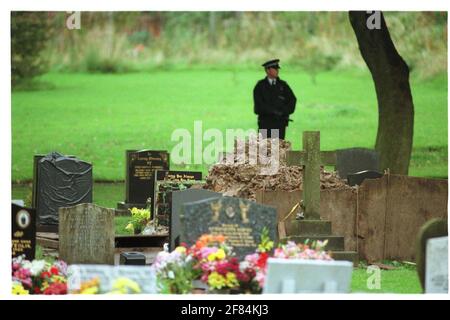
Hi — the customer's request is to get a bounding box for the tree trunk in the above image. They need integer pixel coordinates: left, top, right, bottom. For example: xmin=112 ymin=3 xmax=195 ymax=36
xmin=349 ymin=11 xmax=414 ymax=175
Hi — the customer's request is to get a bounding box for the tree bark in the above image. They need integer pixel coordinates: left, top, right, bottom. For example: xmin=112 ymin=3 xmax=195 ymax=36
xmin=349 ymin=11 xmax=414 ymax=175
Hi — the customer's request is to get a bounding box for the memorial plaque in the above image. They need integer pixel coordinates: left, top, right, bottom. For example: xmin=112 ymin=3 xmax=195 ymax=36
xmin=263 ymin=259 xmax=353 ymax=293
xmin=153 ymin=170 xmax=203 ymax=227
xmin=59 ymin=203 xmax=115 ymax=265
xmin=170 ymin=189 xmax=222 ymax=251
xmin=12 ymin=203 xmax=36 ymax=260
xmin=125 ymin=150 xmax=170 ymax=205
xmin=34 ymin=152 xmax=92 ymax=231
xmin=181 ymin=197 xmax=277 ymax=259
xmin=67 ymin=264 xmax=157 ymax=294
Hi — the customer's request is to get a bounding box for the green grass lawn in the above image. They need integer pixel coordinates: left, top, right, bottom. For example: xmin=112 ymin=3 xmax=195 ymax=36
xmin=12 ymin=69 xmax=447 ymax=182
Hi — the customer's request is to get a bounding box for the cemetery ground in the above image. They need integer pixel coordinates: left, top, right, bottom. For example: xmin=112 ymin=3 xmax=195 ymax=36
xmin=11 ymin=68 xmax=446 ymax=295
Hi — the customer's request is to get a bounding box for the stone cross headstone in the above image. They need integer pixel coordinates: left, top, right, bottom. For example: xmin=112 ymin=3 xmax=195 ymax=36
xmin=59 ymin=203 xmax=115 ymax=265
xmin=153 ymin=170 xmax=203 ymax=227
xmin=347 ymin=170 xmax=383 ymax=186
xmin=181 ymin=196 xmax=277 ymax=259
xmin=33 ymin=152 xmax=92 ymax=232
xmin=416 ymin=218 xmax=448 ymax=292
xmin=425 ymin=236 xmax=448 ymax=293
xmin=263 ymin=258 xmax=353 ymax=293
xmin=287 ymin=131 xmax=336 ymax=219
xmin=12 ymin=203 xmax=36 ymax=261
xmin=335 ymin=148 xmax=380 ymax=180
xmin=123 ymin=150 xmax=170 ymax=208
xmin=67 ymin=264 xmax=157 ymax=294
xmin=170 ymin=189 xmax=222 ymax=251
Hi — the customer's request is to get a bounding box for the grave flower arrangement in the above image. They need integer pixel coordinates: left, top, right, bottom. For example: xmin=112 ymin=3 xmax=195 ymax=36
xmin=12 ymin=255 xmax=68 ymax=295
xmin=153 ymin=232 xmax=333 ymax=294
xmin=125 ymin=207 xmax=151 ymax=234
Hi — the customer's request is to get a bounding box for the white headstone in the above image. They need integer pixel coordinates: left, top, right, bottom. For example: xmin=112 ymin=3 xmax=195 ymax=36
xmin=263 ymin=258 xmax=353 ymax=294
xmin=68 ymin=264 xmax=157 ymax=294
xmin=425 ymin=236 xmax=448 ymax=294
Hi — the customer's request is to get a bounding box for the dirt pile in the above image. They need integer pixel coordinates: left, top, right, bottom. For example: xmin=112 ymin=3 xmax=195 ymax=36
xmin=204 ymin=137 xmax=350 ymax=200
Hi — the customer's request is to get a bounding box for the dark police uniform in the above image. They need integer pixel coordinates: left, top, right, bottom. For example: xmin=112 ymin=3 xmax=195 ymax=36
xmin=253 ymin=59 xmax=297 ymax=140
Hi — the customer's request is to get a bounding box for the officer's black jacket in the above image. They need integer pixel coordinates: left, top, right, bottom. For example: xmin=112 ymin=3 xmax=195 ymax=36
xmin=253 ymin=77 xmax=297 ymax=122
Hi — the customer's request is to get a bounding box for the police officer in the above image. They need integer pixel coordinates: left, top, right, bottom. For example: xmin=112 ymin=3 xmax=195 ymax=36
xmin=253 ymin=59 xmax=297 ymax=140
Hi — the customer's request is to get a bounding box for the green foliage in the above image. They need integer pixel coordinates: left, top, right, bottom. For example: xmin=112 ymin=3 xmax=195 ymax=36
xmin=39 ymin=12 xmax=447 ymax=78
xmin=11 ymin=12 xmax=52 ymax=87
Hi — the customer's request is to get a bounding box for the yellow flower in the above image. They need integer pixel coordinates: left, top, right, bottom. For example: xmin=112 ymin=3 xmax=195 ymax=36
xmin=80 ymin=286 xmax=99 ymax=294
xmin=175 ymin=246 xmax=186 ymax=254
xmin=125 ymin=223 xmax=134 ymax=231
xmin=110 ymin=277 xmax=141 ymax=294
xmin=208 ymin=272 xmax=226 ymax=289
xmin=215 ymin=249 xmax=226 ymax=260
xmin=12 ymin=283 xmax=29 ymax=295
xmin=207 ymin=248 xmax=226 ymax=262
xmin=225 ymin=272 xmax=239 ymax=287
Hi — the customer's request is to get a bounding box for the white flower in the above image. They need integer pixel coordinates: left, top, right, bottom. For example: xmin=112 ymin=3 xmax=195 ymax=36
xmin=168 ymin=271 xmax=175 ymax=279
xmin=29 ymin=260 xmax=46 ymax=276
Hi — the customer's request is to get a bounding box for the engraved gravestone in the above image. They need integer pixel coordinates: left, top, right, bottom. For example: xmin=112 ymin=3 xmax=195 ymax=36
xmin=67 ymin=264 xmax=157 ymax=293
xmin=59 ymin=203 xmax=115 ymax=265
xmin=181 ymin=197 xmax=277 ymax=259
xmin=153 ymin=170 xmax=203 ymax=227
xmin=425 ymin=236 xmax=448 ymax=293
xmin=170 ymin=189 xmax=222 ymax=251
xmin=12 ymin=203 xmax=36 ymax=260
xmin=121 ymin=150 xmax=170 ymax=209
xmin=34 ymin=152 xmax=92 ymax=232
xmin=335 ymin=148 xmax=380 ymax=180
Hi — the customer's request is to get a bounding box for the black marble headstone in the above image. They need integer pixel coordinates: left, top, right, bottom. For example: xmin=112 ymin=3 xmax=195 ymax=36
xmin=170 ymin=189 xmax=222 ymax=251
xmin=125 ymin=150 xmax=170 ymax=205
xmin=35 ymin=152 xmax=92 ymax=231
xmin=347 ymin=170 xmax=383 ymax=186
xmin=336 ymin=148 xmax=380 ymax=180
xmin=12 ymin=203 xmax=36 ymax=260
xmin=153 ymin=170 xmax=203 ymax=227
xmin=181 ymin=197 xmax=277 ymax=259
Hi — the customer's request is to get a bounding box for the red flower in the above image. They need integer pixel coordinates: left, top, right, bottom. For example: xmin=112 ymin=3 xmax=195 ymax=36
xmin=43 ymin=282 xmax=67 ymax=295
xmin=40 ymin=271 xmax=51 ymax=279
xmin=34 ymin=286 xmax=41 ymax=294
xmin=256 ymin=253 xmax=269 ymax=269
xmin=50 ymin=266 xmax=59 ymax=275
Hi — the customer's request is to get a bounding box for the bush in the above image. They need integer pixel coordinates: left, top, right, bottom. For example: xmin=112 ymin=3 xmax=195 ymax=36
xmin=11 ymin=12 xmax=52 ymax=88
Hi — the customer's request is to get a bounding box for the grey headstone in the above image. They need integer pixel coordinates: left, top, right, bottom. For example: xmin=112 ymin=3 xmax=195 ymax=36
xmin=263 ymin=259 xmax=353 ymax=293
xmin=12 ymin=203 xmax=36 ymax=261
xmin=67 ymin=264 xmax=157 ymax=294
xmin=181 ymin=197 xmax=277 ymax=259
xmin=35 ymin=152 xmax=92 ymax=228
xmin=335 ymin=148 xmax=380 ymax=179
xmin=347 ymin=170 xmax=383 ymax=186
xmin=416 ymin=219 xmax=448 ymax=291
xmin=425 ymin=236 xmax=448 ymax=293
xmin=59 ymin=203 xmax=115 ymax=265
xmin=170 ymin=189 xmax=222 ymax=251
